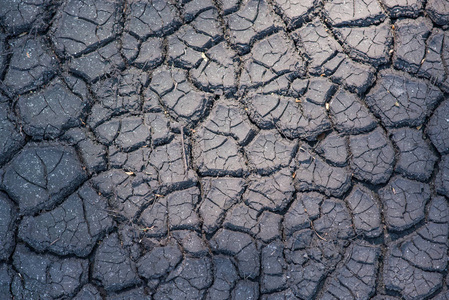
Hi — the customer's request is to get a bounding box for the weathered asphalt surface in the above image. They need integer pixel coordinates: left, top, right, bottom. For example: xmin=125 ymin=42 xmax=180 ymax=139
xmin=0 ymin=0 xmax=449 ymax=299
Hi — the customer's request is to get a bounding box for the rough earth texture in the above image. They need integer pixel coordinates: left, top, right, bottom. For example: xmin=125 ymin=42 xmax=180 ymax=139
xmin=0 ymin=0 xmax=448 ymax=299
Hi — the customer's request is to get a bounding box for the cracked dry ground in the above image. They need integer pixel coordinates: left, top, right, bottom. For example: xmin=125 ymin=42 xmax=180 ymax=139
xmin=1 ymin=0 xmax=449 ymax=300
